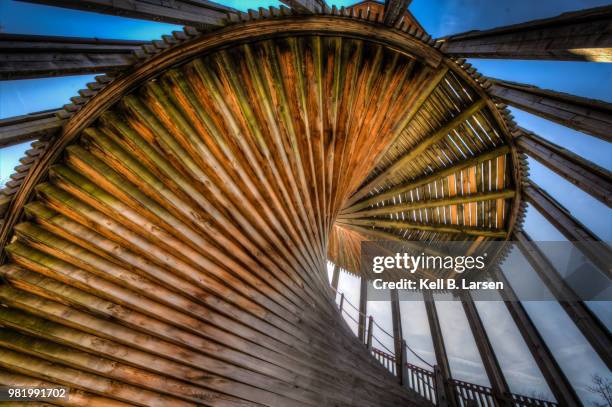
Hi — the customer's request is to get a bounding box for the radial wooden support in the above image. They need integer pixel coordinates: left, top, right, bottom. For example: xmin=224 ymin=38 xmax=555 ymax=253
xmin=439 ymin=5 xmax=612 ymax=62
xmin=0 ymin=33 xmax=145 ymax=80
xmin=0 ymin=110 xmax=64 ymax=147
xmin=383 ymin=0 xmax=412 ymax=26
xmin=515 ymin=230 xmax=612 ymax=369
xmin=0 ymin=25 xmax=458 ymax=405
xmin=345 ymin=145 xmax=511 ymax=213
xmin=350 ymin=98 xmax=487 ymax=203
xmin=17 ymin=0 xmax=235 ymax=28
xmin=423 ymin=291 xmax=456 ymax=407
xmin=340 ymin=190 xmax=514 ymax=219
xmin=514 ymin=127 xmax=612 ymax=207
xmin=489 ymin=79 xmax=612 ymax=142
xmin=491 ymin=267 xmax=583 ymax=406
xmin=524 ymin=181 xmax=612 ymax=278
xmin=339 ymin=218 xmax=507 ymax=238
xmin=460 ymin=292 xmax=511 ymax=406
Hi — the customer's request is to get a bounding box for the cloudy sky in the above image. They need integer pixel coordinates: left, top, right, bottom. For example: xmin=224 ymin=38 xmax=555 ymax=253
xmin=1 ymin=0 xmax=610 ymax=404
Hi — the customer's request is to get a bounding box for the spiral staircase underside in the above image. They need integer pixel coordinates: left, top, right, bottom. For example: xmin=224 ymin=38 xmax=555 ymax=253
xmin=0 ymin=9 xmax=522 ymax=407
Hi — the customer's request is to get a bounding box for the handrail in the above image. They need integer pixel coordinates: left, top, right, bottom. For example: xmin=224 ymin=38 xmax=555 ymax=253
xmin=332 ymin=286 xmax=560 ymax=407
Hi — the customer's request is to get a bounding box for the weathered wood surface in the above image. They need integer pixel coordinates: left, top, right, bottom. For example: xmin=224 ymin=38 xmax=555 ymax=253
xmin=0 ymin=33 xmax=145 ymax=79
xmin=490 ymin=267 xmax=583 ymax=406
xmin=515 ymin=230 xmax=612 ymax=369
xmin=523 ymin=181 xmax=612 ymax=278
xmin=280 ymin=0 xmax=328 ymax=13
xmin=489 ymin=79 xmax=612 ymax=142
xmin=383 ymin=0 xmax=412 ymax=26
xmin=0 ymin=33 xmax=440 ymax=406
xmin=439 ymin=5 xmax=612 ymax=61
xmin=17 ymin=0 xmax=236 ymax=28
xmin=514 ymin=127 xmax=612 ymax=207
xmin=0 ymin=110 xmax=64 ymax=147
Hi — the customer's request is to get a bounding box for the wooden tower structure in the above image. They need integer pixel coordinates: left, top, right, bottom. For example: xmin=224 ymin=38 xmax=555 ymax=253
xmin=0 ymin=0 xmax=610 ymax=405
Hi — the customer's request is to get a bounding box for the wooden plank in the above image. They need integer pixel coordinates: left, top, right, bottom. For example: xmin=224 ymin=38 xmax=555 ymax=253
xmin=280 ymin=0 xmax=327 ymax=13
xmin=337 ymin=218 xmax=507 ymax=238
xmin=358 ymin=276 xmax=368 ymax=342
xmin=340 ymin=189 xmax=515 ymax=219
xmin=349 ymin=98 xmax=487 ymax=203
xmin=17 ymin=0 xmax=235 ymax=28
xmin=439 ymin=5 xmax=612 ymax=62
xmin=390 ymin=289 xmax=403 ymax=382
xmin=0 ymin=33 xmax=145 ymax=79
xmin=460 ymin=292 xmax=512 ymax=406
xmin=515 ymin=230 xmax=612 ymax=369
xmin=383 ymin=0 xmax=412 ymax=26
xmin=489 ymin=79 xmax=612 ymax=142
xmin=331 ymin=263 xmax=340 ymax=290
xmin=490 ymin=267 xmax=583 ymax=406
xmin=524 ymin=181 xmax=612 ymax=278
xmin=515 ymin=127 xmax=612 ymax=207
xmin=0 ymin=110 xmax=64 ymax=147
xmin=344 ymin=146 xmax=510 ymax=214
xmin=423 ymin=291 xmax=457 ymax=407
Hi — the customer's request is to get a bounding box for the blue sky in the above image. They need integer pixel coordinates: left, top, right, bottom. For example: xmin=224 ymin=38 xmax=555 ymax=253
xmin=1 ymin=0 xmax=611 ymax=403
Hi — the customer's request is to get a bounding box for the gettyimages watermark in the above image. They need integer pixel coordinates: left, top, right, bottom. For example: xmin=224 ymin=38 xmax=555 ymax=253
xmin=361 ymin=241 xmax=611 ymax=301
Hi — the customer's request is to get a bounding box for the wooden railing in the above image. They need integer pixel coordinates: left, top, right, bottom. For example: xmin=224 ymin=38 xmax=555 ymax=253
xmin=334 ymin=288 xmax=560 ymax=407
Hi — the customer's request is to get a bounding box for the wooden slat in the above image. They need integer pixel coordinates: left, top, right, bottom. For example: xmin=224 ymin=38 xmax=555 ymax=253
xmin=439 ymin=5 xmax=612 ymax=62
xmin=0 ymin=33 xmax=145 ymax=80
xmin=524 ymin=181 xmax=612 ymax=278
xmin=349 ymin=98 xmax=487 ymax=203
xmin=515 ymin=230 xmax=612 ymax=369
xmin=0 ymin=110 xmax=64 ymax=147
xmin=280 ymin=0 xmax=327 ymax=13
xmin=338 ymin=218 xmax=507 ymax=238
xmin=17 ymin=0 xmax=235 ymax=28
xmin=514 ymin=127 xmax=612 ymax=207
xmin=460 ymin=292 xmax=511 ymax=406
xmin=383 ymin=0 xmax=412 ymax=26
xmin=489 ymin=79 xmax=612 ymax=142
xmin=340 ymin=190 xmax=514 ymax=219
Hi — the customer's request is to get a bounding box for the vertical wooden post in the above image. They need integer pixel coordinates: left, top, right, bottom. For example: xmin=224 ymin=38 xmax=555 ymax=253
xmin=331 ymin=264 xmax=340 ymax=291
xmin=491 ymin=267 xmax=583 ymax=406
xmin=401 ymin=339 xmax=409 ymax=389
xmin=339 ymin=293 xmax=345 ymax=315
xmin=460 ymin=291 xmax=512 ymax=406
xmin=515 ymin=231 xmax=612 ymax=369
xmin=390 ymin=289 xmax=404 ymax=383
xmin=358 ymin=277 xmax=368 ymax=342
xmin=367 ymin=315 xmax=374 ymax=351
xmin=424 ymin=291 xmax=455 ymax=407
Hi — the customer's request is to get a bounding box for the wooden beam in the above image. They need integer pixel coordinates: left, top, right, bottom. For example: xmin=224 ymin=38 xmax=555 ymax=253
xmin=515 ymin=230 xmax=612 ymax=369
xmin=337 ymin=218 xmax=507 ymax=238
xmin=514 ymin=127 xmax=612 ymax=207
xmin=489 ymin=79 xmax=612 ymax=142
xmin=331 ymin=264 xmax=340 ymax=291
xmin=423 ymin=291 xmax=456 ymax=407
xmin=280 ymin=0 xmax=327 ymax=13
xmin=460 ymin=291 xmax=512 ymax=406
xmin=344 ymin=145 xmax=510 ymax=213
xmin=0 ymin=33 xmax=145 ymax=80
xmin=340 ymin=190 xmax=515 ymax=219
xmin=17 ymin=0 xmax=235 ymax=29
xmin=490 ymin=267 xmax=583 ymax=406
xmin=349 ymin=98 xmax=487 ymax=204
xmin=524 ymin=181 xmax=612 ymax=278
xmin=0 ymin=110 xmax=64 ymax=147
xmin=390 ymin=289 xmax=403 ymax=382
xmin=439 ymin=5 xmax=612 ymax=62
xmin=383 ymin=0 xmax=412 ymax=26
xmin=358 ymin=276 xmax=368 ymax=342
